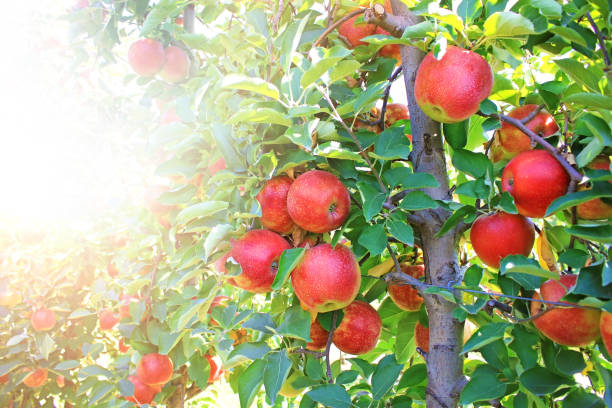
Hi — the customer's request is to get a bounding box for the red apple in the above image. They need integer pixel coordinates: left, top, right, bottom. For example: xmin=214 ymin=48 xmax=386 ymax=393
xmin=209 ymin=157 xmax=226 ymax=176
xmin=0 ymin=373 xmax=7 ymax=384
xmin=469 ymin=212 xmax=535 ymax=269
xmin=73 ymin=0 xmax=89 ymax=10
xmin=307 ymin=319 xmax=330 ymax=350
xmin=385 ymin=103 xmax=412 ymax=142
xmin=136 ymin=353 xmax=174 ymax=386
xmin=488 ymin=130 xmax=515 ymax=163
xmin=23 ymin=368 xmax=48 ymax=388
xmin=56 ymin=375 xmax=65 ymax=388
xmin=119 ymin=294 xmax=140 ymax=319
xmin=414 ymin=321 xmax=429 ymax=353
xmin=332 ymin=300 xmax=382 ymax=355
xmin=588 ymin=155 xmax=611 ymax=179
xmin=256 ymin=176 xmax=296 ymax=234
xmin=99 ymin=309 xmax=118 ymax=331
xmin=144 ymin=185 xmax=173 ymax=215
xmin=601 ymin=312 xmax=612 ymax=357
xmin=128 ymin=39 xmax=165 ymax=77
xmin=287 ymin=170 xmax=350 ymax=233
xmin=576 ymin=185 xmax=612 ymax=220
xmin=415 ymin=45 xmax=493 ymax=123
xmin=31 ymin=308 xmax=56 ymax=332
xmin=119 ymin=338 xmax=130 ymax=353
xmin=387 ymin=264 xmax=425 ymax=311
xmin=216 ymin=229 xmax=291 ymax=293
xmin=375 ymin=27 xmax=400 ymax=61
xmin=160 ymin=46 xmax=190 ymax=83
xmin=531 ymin=274 xmax=601 ymax=346
xmin=291 ymin=243 xmax=360 ymax=313
xmin=501 ymin=150 xmax=570 ymax=218
xmin=125 ymin=375 xmax=160 ymax=405
xmin=205 ymin=354 xmax=223 ymax=383
xmin=338 ymin=10 xmax=376 ymax=48
xmin=499 ymin=105 xmax=559 ymax=155
xmin=208 ymin=295 xmax=231 ymax=326
xmin=107 ymin=262 xmax=118 ymax=278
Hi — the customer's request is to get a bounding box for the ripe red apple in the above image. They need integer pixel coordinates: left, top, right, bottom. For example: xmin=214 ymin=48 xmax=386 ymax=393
xmin=387 ymin=264 xmax=425 ymax=311
xmin=31 ymin=308 xmax=56 ymax=332
xmin=136 ymin=353 xmax=174 ymax=386
xmin=375 ymin=27 xmax=400 ymax=61
xmin=531 ymin=274 xmax=601 ymax=346
xmin=414 ymin=321 xmax=429 ymax=353
xmin=205 ymin=354 xmax=223 ymax=383
xmin=338 ymin=10 xmax=376 ymax=48
xmin=332 ymin=300 xmax=382 ymax=355
xmin=107 ymin=262 xmax=118 ymax=278
xmin=256 ymin=176 xmax=296 ymax=234
xmin=128 ymin=39 xmax=166 ymax=77
xmin=160 ymin=46 xmax=190 ymax=83
xmin=414 ymin=45 xmax=493 ymax=123
xmin=23 ymin=368 xmax=48 ymax=388
xmin=209 ymin=157 xmax=226 ymax=176
xmin=119 ymin=338 xmax=130 ymax=353
xmin=216 ymin=229 xmax=291 ymax=293
xmin=287 ymin=170 xmax=350 ymax=233
xmin=501 ymin=150 xmax=570 ymax=218
xmin=291 ymin=243 xmax=361 ymax=313
xmin=119 ymin=294 xmax=140 ymax=319
xmin=125 ymin=375 xmax=161 ymax=405
xmin=488 ymin=130 xmax=515 ymax=163
xmin=499 ymin=105 xmax=559 ymax=155
xmin=208 ymin=295 xmax=231 ymax=326
xmin=99 ymin=309 xmax=118 ymax=331
xmin=56 ymin=375 xmax=65 ymax=388
xmin=0 ymin=373 xmax=8 ymax=384
xmin=307 ymin=319 xmax=330 ymax=350
xmin=601 ymin=312 xmax=612 ymax=357
xmin=470 ymin=212 xmax=535 ymax=268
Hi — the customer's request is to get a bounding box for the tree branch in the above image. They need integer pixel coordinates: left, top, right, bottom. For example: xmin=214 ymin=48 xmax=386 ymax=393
xmin=324 ymin=310 xmax=338 ymax=383
xmin=313 ymin=8 xmax=365 ymax=48
xmin=585 ymin=12 xmax=612 ymax=82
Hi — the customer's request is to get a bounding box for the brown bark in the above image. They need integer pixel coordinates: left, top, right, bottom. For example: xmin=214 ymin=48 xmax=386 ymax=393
xmin=366 ymin=2 xmax=466 ymax=407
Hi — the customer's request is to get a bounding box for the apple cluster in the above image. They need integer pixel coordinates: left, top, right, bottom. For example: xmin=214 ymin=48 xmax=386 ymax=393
xmin=128 ymin=38 xmax=190 ymax=83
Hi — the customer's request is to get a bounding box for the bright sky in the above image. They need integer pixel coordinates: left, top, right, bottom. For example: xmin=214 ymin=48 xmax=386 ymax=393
xmin=0 ymin=1 xmax=150 ymax=232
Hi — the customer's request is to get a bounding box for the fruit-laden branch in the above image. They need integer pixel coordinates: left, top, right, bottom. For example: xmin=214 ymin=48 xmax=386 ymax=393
xmin=312 ymin=8 xmax=366 ymax=48
xmin=585 ymin=12 xmax=612 ymax=82
xmin=481 ymin=112 xmax=583 ymax=184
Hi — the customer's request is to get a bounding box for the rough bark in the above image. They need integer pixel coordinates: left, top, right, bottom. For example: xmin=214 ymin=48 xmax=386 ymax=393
xmin=366 ymin=1 xmax=466 ymax=407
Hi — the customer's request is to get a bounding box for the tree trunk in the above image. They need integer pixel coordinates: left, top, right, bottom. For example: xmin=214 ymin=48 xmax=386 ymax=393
xmin=390 ymin=1 xmax=465 ymax=407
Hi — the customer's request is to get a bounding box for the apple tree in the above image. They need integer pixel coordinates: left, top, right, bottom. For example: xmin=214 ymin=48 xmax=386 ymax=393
xmin=2 ymin=0 xmax=612 ymax=407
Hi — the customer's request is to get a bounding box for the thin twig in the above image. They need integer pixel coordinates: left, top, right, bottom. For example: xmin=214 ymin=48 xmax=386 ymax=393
xmin=291 ymin=348 xmax=324 ymax=358
xmin=585 ymin=12 xmax=612 ymax=82
xmin=324 ymin=311 xmax=338 ymax=384
xmin=519 ymin=104 xmax=546 ymax=125
xmin=362 ymin=66 xmax=403 ymax=129
xmin=272 ymin=0 xmax=286 ymax=32
xmin=313 ymin=8 xmax=365 ymax=48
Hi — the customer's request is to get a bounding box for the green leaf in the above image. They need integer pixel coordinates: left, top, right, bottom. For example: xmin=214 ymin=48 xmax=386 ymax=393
xmin=301 ymin=46 xmax=351 ymax=88
xmin=483 ymin=12 xmax=535 ymax=38
xmin=399 ymin=191 xmax=439 ymax=211
xmin=239 ymin=359 xmax=266 ymax=408
xmin=555 ymin=59 xmax=601 ymax=93
xmin=460 ymin=365 xmax=507 ymax=405
xmin=500 ymin=255 xmax=559 ymax=280
xmin=549 ymin=26 xmax=587 ymax=46
xmin=357 ymin=181 xmax=386 ymax=222
xmin=277 ymin=306 xmax=312 ymax=340
xmin=169 ymin=298 xmax=206 ymax=332
xmin=443 ymin=120 xmax=469 ymax=149
xmin=371 ymin=355 xmax=404 ymax=400
xmin=358 ymin=223 xmax=387 ymax=256
xmin=573 ymin=264 xmax=612 ymax=299
xmin=398 ymin=363 xmax=427 ymax=389
xmin=187 ymin=353 xmax=211 ymax=390
xmin=562 ymin=93 xmax=612 ymax=110
xmin=566 ymin=225 xmax=612 ymax=244
xmin=372 ymin=127 xmax=412 ymax=160
xmin=271 ymin=248 xmax=305 ymax=290
xmin=243 ymin=313 xmax=277 ymax=334
xmin=203 ymin=224 xmax=233 ymax=262
xmin=546 ymin=184 xmax=612 ymax=216
xmin=401 ymin=21 xmax=436 ymax=40
xmin=386 ymin=213 xmax=415 ymax=246
xmin=229 ymin=342 xmax=271 ymax=362
xmin=452 ymin=149 xmax=491 ymax=178
xmin=532 ymin=0 xmax=562 ymax=17
xmin=555 ymin=349 xmax=586 ymax=376
xmin=306 ymin=384 xmax=351 ymax=408
xmin=435 ymin=205 xmax=476 ymax=238
xmin=329 ymin=60 xmax=361 ymax=84
xmin=54 ymin=360 xmax=81 ymax=371
xmin=140 ymin=0 xmax=181 ymax=36
xmin=228 ymin=107 xmax=292 ymax=127
xmin=175 ymin=201 xmax=228 ymax=224
xmin=221 ymin=74 xmax=280 ymax=100
xmin=118 ymin=378 xmax=134 ymax=397
xmin=264 ymin=350 xmax=292 ymax=404
xmin=158 ymin=331 xmax=185 ymax=355
xmin=462 ymin=322 xmax=510 ymax=354
xmin=562 ymin=388 xmax=605 ymax=408
xmin=519 ymin=367 xmax=573 ymax=395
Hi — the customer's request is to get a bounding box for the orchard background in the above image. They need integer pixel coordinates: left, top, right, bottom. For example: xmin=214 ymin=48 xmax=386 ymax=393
xmin=1 ymin=0 xmax=612 ymax=407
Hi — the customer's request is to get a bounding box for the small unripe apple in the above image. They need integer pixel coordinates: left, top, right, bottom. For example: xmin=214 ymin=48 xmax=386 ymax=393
xmin=414 ymin=321 xmax=429 ymax=353
xmin=470 ymin=212 xmax=535 ymax=269
xmin=205 ymin=354 xmax=223 ymax=383
xmin=291 ymin=243 xmax=361 ymax=313
xmin=332 ymin=300 xmax=382 ymax=355
xmin=338 ymin=11 xmax=376 ymax=48
xmin=387 ymin=264 xmax=424 ymax=311
xmin=23 ymin=368 xmax=48 ymax=388
xmin=601 ymin=312 xmax=612 ymax=357
xmin=31 ymin=308 xmax=56 ymax=332
xmin=136 ymin=353 xmax=174 ymax=386
xmin=415 ymin=45 xmax=493 ymax=123
xmin=160 ymin=46 xmax=190 ymax=83
xmin=128 ymin=39 xmax=165 ymax=77
xmin=531 ymin=274 xmax=601 ymax=346
xmin=499 ymin=105 xmax=559 ymax=155
xmin=501 ymin=150 xmax=570 ymax=218
xmin=306 ymin=319 xmax=330 ymax=350
xmin=125 ymin=375 xmax=161 ymax=405
xmin=256 ymin=176 xmax=295 ymax=234
xmin=216 ymin=229 xmax=291 ymax=293
xmin=488 ymin=130 xmax=515 ymax=163
xmin=576 ymin=185 xmax=612 ymax=220
xmin=287 ymin=170 xmax=351 ymax=234
xmin=98 ymin=309 xmax=118 ymax=331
